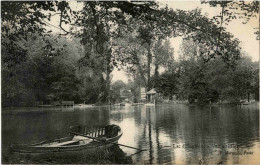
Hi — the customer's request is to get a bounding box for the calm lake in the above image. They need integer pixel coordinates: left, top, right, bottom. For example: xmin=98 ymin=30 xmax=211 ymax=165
xmin=2 ymin=104 xmax=260 ymax=164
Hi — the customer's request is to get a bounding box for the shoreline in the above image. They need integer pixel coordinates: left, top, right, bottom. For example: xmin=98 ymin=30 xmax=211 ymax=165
xmin=2 ymin=101 xmax=259 ymax=111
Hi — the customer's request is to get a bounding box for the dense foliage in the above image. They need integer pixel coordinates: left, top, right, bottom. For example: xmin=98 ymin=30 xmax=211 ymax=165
xmin=152 ymin=39 xmax=259 ymax=105
xmin=1 ymin=1 xmax=258 ymax=106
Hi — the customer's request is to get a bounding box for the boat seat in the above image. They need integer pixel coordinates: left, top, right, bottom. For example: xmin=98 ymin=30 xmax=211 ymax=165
xmin=48 ymin=140 xmax=80 ymax=147
xmin=73 ymin=135 xmax=92 ymax=143
xmin=73 ymin=135 xmax=89 ymax=140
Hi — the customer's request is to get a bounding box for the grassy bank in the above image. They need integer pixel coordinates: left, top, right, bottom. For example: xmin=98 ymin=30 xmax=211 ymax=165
xmin=161 ymin=99 xmax=259 ymax=107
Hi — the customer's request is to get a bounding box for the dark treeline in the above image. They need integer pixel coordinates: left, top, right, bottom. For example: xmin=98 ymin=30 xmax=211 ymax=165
xmin=120 ymin=38 xmax=259 ymax=105
xmin=1 ymin=1 xmax=259 ymax=107
xmin=153 ymin=39 xmax=259 ymax=105
xmin=2 ymin=34 xmax=96 ymax=106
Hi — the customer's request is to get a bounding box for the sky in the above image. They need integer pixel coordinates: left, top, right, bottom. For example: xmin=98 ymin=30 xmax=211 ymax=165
xmin=112 ymin=1 xmax=259 ymax=83
xmin=165 ymin=1 xmax=259 ymax=61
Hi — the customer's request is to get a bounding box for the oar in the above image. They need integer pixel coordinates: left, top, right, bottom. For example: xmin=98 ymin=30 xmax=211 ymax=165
xmin=68 ymin=131 xmax=146 ymax=151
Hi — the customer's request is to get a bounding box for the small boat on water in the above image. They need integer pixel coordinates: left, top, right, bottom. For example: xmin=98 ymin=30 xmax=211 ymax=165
xmin=144 ymin=103 xmax=155 ymax=106
xmin=11 ymin=125 xmax=122 ymax=155
xmin=114 ymin=102 xmax=131 ymax=106
xmin=132 ymin=103 xmax=144 ymax=106
xmin=144 ymin=100 xmax=156 ymax=106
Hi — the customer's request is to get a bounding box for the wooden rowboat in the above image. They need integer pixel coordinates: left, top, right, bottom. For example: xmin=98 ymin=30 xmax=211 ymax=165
xmin=10 ymin=125 xmax=122 ymax=155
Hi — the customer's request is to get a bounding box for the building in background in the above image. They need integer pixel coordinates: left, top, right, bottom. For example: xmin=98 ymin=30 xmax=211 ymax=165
xmin=140 ymin=87 xmax=146 ymax=103
xmin=146 ymin=88 xmax=157 ymax=104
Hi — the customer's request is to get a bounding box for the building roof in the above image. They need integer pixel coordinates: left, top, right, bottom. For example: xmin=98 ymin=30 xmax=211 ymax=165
xmin=146 ymin=88 xmax=157 ymax=95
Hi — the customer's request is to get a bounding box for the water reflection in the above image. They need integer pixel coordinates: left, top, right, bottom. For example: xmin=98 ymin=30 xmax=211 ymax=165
xmin=111 ymin=104 xmax=259 ymax=164
xmin=2 ymin=104 xmax=260 ymax=164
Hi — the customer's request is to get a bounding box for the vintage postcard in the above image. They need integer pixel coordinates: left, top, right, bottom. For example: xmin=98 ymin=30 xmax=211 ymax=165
xmin=1 ymin=0 xmax=259 ymax=164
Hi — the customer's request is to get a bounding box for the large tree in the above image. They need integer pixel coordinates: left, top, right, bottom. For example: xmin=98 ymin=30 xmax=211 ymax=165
xmin=177 ymin=38 xmax=258 ymax=104
xmin=2 ymin=1 xmax=249 ymax=106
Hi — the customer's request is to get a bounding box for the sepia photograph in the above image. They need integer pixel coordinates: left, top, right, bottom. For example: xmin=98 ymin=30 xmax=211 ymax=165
xmin=1 ymin=0 xmax=259 ymax=164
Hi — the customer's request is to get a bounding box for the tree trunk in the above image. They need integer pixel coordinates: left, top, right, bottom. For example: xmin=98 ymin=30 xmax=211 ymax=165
xmin=133 ymin=52 xmax=147 ymax=87
xmin=105 ymin=71 xmax=111 ymax=104
xmin=147 ymin=43 xmax=152 ymax=91
xmin=105 ymin=48 xmax=112 ymax=104
xmin=154 ymin=63 xmax=159 ymax=87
